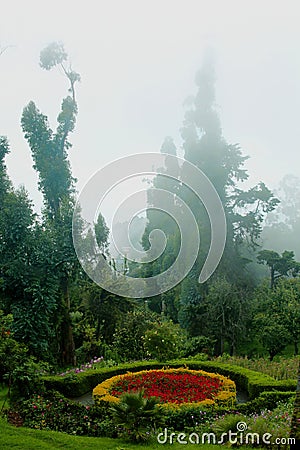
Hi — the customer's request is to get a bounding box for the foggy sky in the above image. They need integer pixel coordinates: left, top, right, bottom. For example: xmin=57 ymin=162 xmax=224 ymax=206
xmin=1 ymin=0 xmax=300 ymax=216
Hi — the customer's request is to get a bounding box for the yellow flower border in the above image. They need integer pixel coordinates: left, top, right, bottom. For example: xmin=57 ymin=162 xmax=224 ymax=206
xmin=93 ymin=367 xmax=236 ymax=409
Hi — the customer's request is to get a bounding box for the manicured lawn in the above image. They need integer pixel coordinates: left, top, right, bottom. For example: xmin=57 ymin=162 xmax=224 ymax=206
xmin=0 ymin=418 xmax=263 ymax=449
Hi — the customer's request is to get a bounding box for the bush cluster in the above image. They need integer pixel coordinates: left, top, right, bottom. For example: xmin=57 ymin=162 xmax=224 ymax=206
xmin=210 ymin=398 xmax=295 ymax=447
xmin=15 ymin=391 xmax=117 ymax=437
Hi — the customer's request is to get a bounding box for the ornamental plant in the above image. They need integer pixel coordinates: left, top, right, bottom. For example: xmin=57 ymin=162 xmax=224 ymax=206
xmin=57 ymin=356 xmax=109 ymax=376
xmin=109 ymin=389 xmax=164 ymax=442
xmin=93 ymin=368 xmax=236 ymax=409
xmin=15 ymin=392 xmax=117 ymax=437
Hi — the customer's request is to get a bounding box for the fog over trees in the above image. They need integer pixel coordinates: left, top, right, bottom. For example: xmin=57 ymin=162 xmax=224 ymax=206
xmin=1 ymin=34 xmax=300 ymax=367
xmin=1 ymin=5 xmax=300 ymax=449
xmin=1 ymin=6 xmax=300 ymax=446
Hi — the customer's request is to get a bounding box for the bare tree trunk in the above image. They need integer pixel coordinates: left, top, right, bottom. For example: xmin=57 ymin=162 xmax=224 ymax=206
xmin=60 ymin=277 xmax=76 ymax=366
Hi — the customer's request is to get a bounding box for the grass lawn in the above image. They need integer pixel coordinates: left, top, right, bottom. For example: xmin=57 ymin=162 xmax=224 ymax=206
xmin=0 ymin=418 xmax=265 ymax=450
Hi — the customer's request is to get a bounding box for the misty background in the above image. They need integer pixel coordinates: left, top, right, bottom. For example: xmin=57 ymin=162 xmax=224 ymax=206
xmin=1 ymin=0 xmax=300 ymax=257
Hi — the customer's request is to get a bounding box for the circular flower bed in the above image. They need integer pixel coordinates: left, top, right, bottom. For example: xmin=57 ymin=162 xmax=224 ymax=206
xmin=93 ymin=368 xmax=236 ymax=408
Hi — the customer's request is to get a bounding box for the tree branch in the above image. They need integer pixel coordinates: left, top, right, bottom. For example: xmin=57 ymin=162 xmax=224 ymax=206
xmin=0 ymin=45 xmax=15 ymax=57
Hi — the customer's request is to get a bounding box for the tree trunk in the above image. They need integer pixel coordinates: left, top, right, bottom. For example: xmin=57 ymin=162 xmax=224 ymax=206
xmin=270 ymin=266 xmax=275 ymax=289
xmin=230 ymin=338 xmax=236 ymax=356
xmin=220 ymin=333 xmax=225 ymax=355
xmin=269 ymin=350 xmax=275 ymax=361
xmin=60 ymin=277 xmax=76 ymax=366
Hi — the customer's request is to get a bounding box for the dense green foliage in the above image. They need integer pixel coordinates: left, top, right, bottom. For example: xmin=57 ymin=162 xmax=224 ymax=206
xmin=0 ymin=42 xmax=299 ymax=447
xmin=1 ymin=43 xmax=299 ymax=371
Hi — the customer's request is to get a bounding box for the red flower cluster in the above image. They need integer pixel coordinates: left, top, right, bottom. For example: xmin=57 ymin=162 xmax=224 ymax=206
xmin=110 ymin=370 xmax=222 ymax=404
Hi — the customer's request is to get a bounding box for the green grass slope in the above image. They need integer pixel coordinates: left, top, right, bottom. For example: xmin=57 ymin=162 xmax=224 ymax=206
xmin=0 ymin=418 xmax=264 ymax=450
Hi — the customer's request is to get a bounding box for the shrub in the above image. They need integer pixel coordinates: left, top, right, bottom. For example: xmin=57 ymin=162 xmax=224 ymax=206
xmin=160 ymin=403 xmax=218 ymax=431
xmin=183 ymin=336 xmax=216 ymax=357
xmin=9 ymin=358 xmax=46 ymax=401
xmin=290 ymin=390 xmax=300 ymax=441
xmin=238 ymin=391 xmax=296 ymax=415
xmin=14 ymin=391 xmax=117 ymax=437
xmin=71 ymin=313 xmax=103 ymax=365
xmin=0 ymin=311 xmax=25 ymax=384
xmin=143 ymin=321 xmax=186 ymax=361
xmin=112 ymin=309 xmax=156 ymax=362
xmin=0 ymin=311 xmax=45 ymax=401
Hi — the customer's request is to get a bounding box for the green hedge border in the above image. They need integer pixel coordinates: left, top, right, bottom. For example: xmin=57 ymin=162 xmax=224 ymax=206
xmin=159 ymin=390 xmax=296 ymax=430
xmin=42 ymin=359 xmax=297 ymax=401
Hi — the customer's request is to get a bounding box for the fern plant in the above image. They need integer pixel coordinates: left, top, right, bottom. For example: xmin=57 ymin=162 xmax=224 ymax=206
xmin=212 ymin=413 xmax=247 ymax=436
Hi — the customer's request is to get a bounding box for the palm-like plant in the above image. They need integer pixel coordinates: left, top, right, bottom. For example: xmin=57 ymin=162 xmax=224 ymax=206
xmin=109 ymin=389 xmax=164 ymax=442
